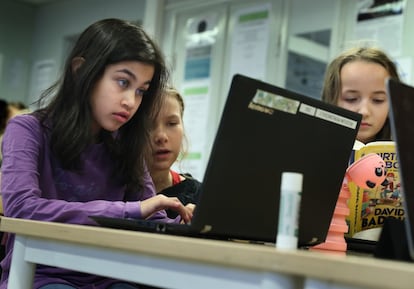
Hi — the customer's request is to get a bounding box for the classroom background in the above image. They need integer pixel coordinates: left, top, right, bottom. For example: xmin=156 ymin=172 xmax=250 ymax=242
xmin=0 ymin=0 xmax=412 ymax=179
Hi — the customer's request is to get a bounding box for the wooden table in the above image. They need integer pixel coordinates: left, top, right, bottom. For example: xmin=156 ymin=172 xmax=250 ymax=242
xmin=1 ymin=216 xmax=413 ymax=289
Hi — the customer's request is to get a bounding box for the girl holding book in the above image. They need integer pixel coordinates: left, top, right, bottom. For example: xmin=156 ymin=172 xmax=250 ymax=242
xmin=322 ymin=47 xmax=403 ymax=242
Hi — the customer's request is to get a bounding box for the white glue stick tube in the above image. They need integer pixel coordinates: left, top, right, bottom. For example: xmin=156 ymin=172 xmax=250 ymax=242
xmin=276 ymin=172 xmax=303 ymax=250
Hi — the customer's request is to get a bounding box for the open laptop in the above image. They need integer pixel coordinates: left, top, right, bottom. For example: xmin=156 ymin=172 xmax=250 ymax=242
xmin=382 ymin=78 xmax=414 ymax=260
xmin=91 ymin=74 xmax=361 ymax=247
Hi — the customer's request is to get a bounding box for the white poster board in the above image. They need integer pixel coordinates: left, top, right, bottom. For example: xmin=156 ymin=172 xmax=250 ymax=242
xmin=174 ymin=14 xmax=218 ymax=180
xmin=228 ymin=3 xmax=271 ymax=81
xmin=354 ymin=0 xmax=405 ymax=57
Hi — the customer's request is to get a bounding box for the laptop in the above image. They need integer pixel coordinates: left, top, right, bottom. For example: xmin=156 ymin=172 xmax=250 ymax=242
xmin=91 ymin=74 xmax=361 ymax=247
xmin=382 ymin=78 xmax=414 ymax=260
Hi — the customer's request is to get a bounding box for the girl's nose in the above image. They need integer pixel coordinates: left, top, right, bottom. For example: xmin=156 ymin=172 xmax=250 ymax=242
xmin=121 ymin=91 xmax=137 ymax=109
xmin=357 ymin=100 xmax=370 ymax=116
xmin=154 ymin=128 xmax=167 ymax=144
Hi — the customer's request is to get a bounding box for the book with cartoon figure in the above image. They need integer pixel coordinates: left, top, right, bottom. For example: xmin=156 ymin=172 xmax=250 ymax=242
xmin=346 ymin=141 xmax=404 ymax=239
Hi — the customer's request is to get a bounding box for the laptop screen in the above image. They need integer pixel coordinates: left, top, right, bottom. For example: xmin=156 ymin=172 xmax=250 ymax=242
xmin=192 ymin=74 xmax=362 ymax=246
xmin=387 ymin=78 xmax=414 ymax=259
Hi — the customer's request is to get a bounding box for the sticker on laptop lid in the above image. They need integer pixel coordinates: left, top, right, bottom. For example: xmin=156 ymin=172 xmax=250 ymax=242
xmin=249 ymin=89 xmax=300 ymax=115
xmin=248 ymin=90 xmax=357 ymax=129
xmin=299 ymin=103 xmax=358 ymax=129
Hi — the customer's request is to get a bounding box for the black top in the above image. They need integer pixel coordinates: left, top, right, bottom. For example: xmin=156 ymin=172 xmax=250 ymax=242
xmin=159 ymin=173 xmax=202 ymax=218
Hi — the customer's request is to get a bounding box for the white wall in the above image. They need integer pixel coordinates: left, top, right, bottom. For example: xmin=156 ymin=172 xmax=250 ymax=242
xmin=0 ymin=0 xmax=35 ymax=103
xmin=28 ymin=0 xmax=146 ymax=104
xmin=0 ymin=0 xmax=147 ymax=105
xmin=31 ymin=0 xmax=146 ymax=72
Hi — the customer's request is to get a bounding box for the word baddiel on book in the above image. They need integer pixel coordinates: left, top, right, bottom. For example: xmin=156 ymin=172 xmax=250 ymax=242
xmin=346 ymin=140 xmax=404 ymax=238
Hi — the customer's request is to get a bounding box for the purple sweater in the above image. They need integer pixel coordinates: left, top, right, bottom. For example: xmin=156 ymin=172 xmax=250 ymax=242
xmin=0 ymin=114 xmax=173 ymax=289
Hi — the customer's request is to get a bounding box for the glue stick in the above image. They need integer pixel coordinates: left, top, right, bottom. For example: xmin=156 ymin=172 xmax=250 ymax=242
xmin=276 ymin=172 xmax=303 ymax=250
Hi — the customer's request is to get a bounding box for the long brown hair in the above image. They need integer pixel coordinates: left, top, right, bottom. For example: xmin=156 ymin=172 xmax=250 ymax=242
xmin=36 ymin=18 xmax=169 ymax=194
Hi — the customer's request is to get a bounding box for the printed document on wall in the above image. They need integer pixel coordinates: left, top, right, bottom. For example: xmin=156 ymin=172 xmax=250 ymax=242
xmin=180 ymin=80 xmax=210 ymax=180
xmin=228 ymin=3 xmax=271 ymax=81
xmin=354 ymin=0 xmax=405 ymax=57
xmin=176 ymin=14 xmax=218 ymax=180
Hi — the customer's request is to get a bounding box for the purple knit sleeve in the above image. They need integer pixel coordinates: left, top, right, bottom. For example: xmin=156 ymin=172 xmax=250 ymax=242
xmin=131 ymin=168 xmax=180 ymax=223
xmin=0 ymin=115 xmax=168 ymax=225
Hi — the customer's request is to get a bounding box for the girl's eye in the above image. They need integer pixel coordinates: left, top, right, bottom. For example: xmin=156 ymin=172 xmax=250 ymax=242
xmin=167 ymin=121 xmax=178 ymax=126
xmin=136 ymin=89 xmax=147 ymax=97
xmin=343 ymin=97 xmax=358 ymax=103
xmin=118 ymin=79 xmax=128 ymax=88
xmin=373 ymin=98 xmax=386 ymax=104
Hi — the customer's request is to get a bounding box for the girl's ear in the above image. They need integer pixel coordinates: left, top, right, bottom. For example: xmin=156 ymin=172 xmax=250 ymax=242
xmin=71 ymin=57 xmax=85 ymax=73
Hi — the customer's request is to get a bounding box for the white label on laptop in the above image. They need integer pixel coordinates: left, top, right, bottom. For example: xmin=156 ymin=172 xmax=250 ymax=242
xmin=250 ymin=89 xmax=300 ymax=115
xmin=299 ymin=103 xmax=357 ymax=129
xmin=298 ymin=103 xmax=316 ymax=116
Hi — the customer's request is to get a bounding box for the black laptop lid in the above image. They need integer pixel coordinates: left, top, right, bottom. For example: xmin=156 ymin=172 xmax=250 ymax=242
xmin=191 ymin=74 xmax=361 ymax=246
xmin=387 ymin=78 xmax=414 ymax=259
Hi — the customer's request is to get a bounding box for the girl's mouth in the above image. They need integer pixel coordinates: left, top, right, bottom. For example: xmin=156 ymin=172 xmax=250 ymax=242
xmin=113 ymin=112 xmax=129 ymax=123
